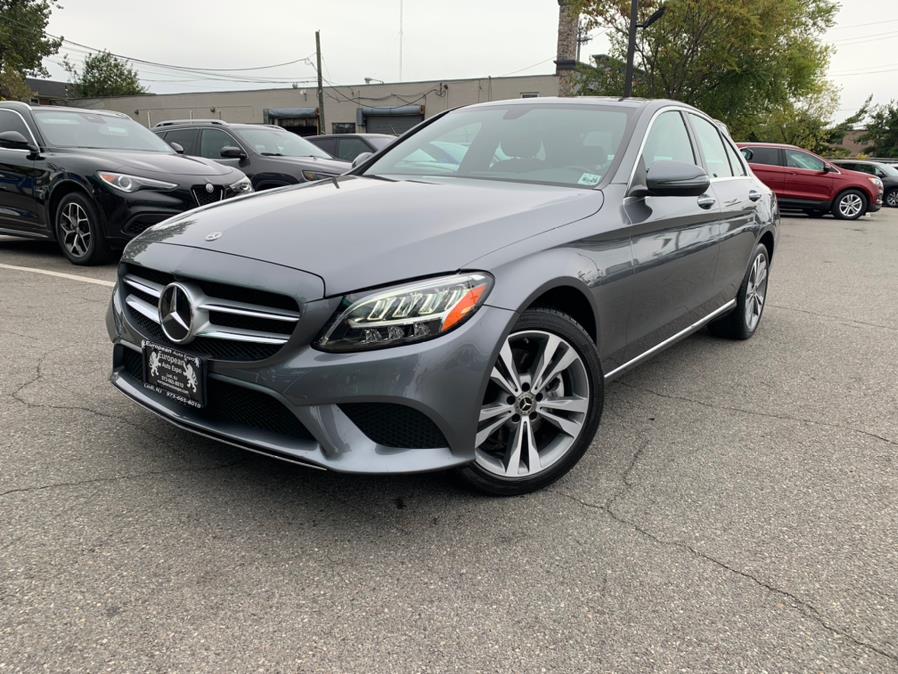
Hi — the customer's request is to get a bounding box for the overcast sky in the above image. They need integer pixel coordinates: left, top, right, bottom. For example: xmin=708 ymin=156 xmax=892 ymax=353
xmin=41 ymin=0 xmax=898 ymax=120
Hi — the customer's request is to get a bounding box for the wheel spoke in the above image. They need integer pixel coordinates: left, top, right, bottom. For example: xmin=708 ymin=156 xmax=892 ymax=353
xmin=755 ymin=263 xmax=767 ymax=287
xmin=538 ymin=408 xmax=583 ymax=438
xmin=491 ymin=342 xmax=521 ymax=396
xmin=531 ymin=334 xmax=561 ymax=391
xmin=475 ymin=411 xmax=513 ymax=447
xmin=538 ymin=395 xmax=589 ymax=414
xmin=524 ymin=418 xmax=540 ymax=474
xmin=533 ymin=345 xmax=578 ymax=394
xmin=503 ymin=419 xmax=525 ymax=476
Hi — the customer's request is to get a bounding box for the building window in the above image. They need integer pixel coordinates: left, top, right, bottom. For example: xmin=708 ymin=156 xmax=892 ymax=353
xmin=333 ymin=122 xmax=356 ymax=134
xmin=521 ymin=92 xmax=539 ymax=98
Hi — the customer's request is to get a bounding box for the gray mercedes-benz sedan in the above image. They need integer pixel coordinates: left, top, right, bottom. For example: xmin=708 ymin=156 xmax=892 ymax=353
xmin=107 ymin=97 xmax=778 ymax=495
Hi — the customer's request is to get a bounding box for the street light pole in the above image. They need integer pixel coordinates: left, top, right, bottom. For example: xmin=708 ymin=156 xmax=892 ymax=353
xmin=623 ymin=0 xmax=639 ymax=98
xmin=315 ymin=30 xmax=326 ymax=134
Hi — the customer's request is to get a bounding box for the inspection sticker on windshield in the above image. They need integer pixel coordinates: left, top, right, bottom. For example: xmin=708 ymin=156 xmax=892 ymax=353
xmin=578 ymin=172 xmax=601 ymax=186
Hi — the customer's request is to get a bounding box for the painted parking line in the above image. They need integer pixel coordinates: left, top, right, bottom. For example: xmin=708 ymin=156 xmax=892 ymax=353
xmin=0 ymin=262 xmax=115 ymax=288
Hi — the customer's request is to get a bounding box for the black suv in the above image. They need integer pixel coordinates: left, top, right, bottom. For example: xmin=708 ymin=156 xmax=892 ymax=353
xmin=153 ymin=120 xmax=350 ymax=191
xmin=0 ymin=102 xmax=252 ymax=265
xmin=307 ymin=133 xmax=396 ymax=162
xmin=831 ymin=159 xmax=898 ymax=208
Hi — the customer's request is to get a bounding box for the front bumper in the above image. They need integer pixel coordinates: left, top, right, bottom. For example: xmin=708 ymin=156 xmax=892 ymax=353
xmin=107 ymin=279 xmax=516 ymax=474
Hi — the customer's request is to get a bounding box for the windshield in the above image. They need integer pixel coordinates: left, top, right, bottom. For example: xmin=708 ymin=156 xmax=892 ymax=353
xmin=362 ymin=103 xmax=632 ymax=188
xmin=33 ymin=110 xmax=173 ymax=152
xmin=877 ymin=163 xmax=898 ymax=177
xmin=238 ymin=127 xmax=331 ymax=158
xmin=367 ymin=136 xmax=395 ymax=151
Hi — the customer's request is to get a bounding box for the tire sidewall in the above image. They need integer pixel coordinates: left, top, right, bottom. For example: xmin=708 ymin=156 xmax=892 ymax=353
xmin=459 ymin=308 xmax=603 ymax=495
xmin=55 ymin=192 xmax=105 ymax=264
xmin=832 ymin=189 xmax=867 ymax=220
xmin=732 ymin=244 xmax=770 ymax=339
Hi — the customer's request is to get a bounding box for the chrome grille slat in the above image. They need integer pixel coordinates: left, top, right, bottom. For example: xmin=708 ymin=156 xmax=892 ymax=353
xmin=121 ymin=267 xmax=299 ymax=356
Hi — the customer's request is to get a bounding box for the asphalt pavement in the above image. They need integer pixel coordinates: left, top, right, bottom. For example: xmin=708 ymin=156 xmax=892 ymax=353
xmin=1 ymin=208 xmax=896 ymax=672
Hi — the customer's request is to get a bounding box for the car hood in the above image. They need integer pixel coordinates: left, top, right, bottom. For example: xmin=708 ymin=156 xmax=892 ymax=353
xmin=134 ymin=176 xmax=604 ymax=295
xmin=263 ymin=155 xmax=350 ymax=174
xmin=51 ymin=148 xmax=235 ymax=178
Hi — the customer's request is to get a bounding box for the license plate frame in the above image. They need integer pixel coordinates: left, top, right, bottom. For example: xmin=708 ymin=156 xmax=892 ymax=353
xmin=142 ymin=340 xmax=206 ymax=409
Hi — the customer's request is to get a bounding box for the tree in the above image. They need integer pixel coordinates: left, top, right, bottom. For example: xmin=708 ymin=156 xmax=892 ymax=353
xmin=65 ymin=50 xmax=146 ymax=98
xmin=860 ymin=102 xmax=898 ymax=158
xmin=0 ymin=0 xmax=63 ymax=100
xmin=575 ymin=0 xmax=838 ymax=139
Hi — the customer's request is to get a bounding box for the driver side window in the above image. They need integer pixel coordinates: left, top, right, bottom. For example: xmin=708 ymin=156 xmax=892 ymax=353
xmin=0 ymin=110 xmax=33 ymax=140
xmin=785 ymin=150 xmax=825 ymax=172
xmin=642 ymin=111 xmax=695 ymax=166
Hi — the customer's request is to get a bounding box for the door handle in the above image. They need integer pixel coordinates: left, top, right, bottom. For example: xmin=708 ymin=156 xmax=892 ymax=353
xmin=748 ymin=189 xmax=762 ymax=202
xmin=697 ymin=195 xmax=716 ymax=209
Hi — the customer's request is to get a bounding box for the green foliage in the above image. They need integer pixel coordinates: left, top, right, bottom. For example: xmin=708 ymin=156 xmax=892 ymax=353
xmin=575 ymin=0 xmax=838 ymax=139
xmin=65 ymin=50 xmax=146 ymax=98
xmin=0 ymin=0 xmax=62 ymax=100
xmin=860 ymin=101 xmax=898 ymax=157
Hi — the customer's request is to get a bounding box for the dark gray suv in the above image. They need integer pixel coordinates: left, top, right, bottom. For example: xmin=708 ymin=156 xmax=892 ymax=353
xmin=108 ymin=97 xmax=778 ymax=495
xmin=153 ymin=120 xmax=350 ymax=191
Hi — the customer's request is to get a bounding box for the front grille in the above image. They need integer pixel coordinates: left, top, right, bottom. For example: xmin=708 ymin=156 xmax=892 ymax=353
xmin=192 ymin=184 xmax=228 ymax=206
xmin=341 ymin=403 xmax=447 ymax=449
xmin=121 ymin=264 xmax=298 ymax=362
xmin=117 ymin=345 xmax=312 ymax=442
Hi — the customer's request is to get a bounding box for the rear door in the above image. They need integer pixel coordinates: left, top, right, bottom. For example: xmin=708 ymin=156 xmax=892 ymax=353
xmin=623 ymin=109 xmax=723 ymax=361
xmin=160 ymin=128 xmax=199 ymax=155
xmin=784 ymin=148 xmax=834 ymax=205
xmin=741 ymin=145 xmax=788 ymax=196
xmin=198 ymin=128 xmax=245 ymax=172
xmin=687 ymin=114 xmax=761 ymax=301
xmin=0 ymin=109 xmax=42 ymax=235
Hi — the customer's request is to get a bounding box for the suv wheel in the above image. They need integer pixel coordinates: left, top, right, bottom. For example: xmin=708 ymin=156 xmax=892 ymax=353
xmin=55 ymin=192 xmax=109 ymax=265
xmin=457 ymin=308 xmax=603 ymax=496
xmin=832 ymin=189 xmax=867 ymax=220
xmin=885 ymin=188 xmax=898 ymax=208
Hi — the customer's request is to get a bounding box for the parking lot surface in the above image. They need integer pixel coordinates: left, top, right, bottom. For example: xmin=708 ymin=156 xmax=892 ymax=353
xmin=1 ymin=209 xmax=897 ymax=672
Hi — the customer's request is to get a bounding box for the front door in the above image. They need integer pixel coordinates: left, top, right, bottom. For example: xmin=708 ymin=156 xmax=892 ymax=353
xmin=0 ymin=109 xmax=41 ymax=234
xmin=783 ymin=148 xmax=835 ymax=206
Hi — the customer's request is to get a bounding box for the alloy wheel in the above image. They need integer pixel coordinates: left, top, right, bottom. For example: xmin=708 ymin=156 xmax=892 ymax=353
xmin=745 ymin=253 xmax=768 ymax=332
xmin=59 ymin=202 xmax=92 ymax=258
xmin=475 ymin=330 xmax=590 ymax=478
xmin=887 ymin=190 xmax=898 ymax=208
xmin=838 ymin=193 xmax=863 ymax=218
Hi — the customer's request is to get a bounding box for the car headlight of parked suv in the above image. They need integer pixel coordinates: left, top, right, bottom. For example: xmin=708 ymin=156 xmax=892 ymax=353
xmin=869 ymin=177 xmax=883 ymax=190
xmin=229 ymin=176 xmax=253 ymax=194
xmin=97 ymin=171 xmax=177 ymax=193
xmin=316 ymin=273 xmax=493 ymax=352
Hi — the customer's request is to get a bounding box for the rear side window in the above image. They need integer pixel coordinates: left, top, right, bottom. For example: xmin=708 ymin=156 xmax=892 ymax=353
xmin=785 ymin=149 xmax=825 ymax=172
xmin=689 ymin=114 xmax=733 ymax=178
xmin=741 ymin=146 xmax=781 ymax=166
xmin=161 ymin=128 xmax=198 ymax=153
xmin=335 ymin=137 xmax=372 ymax=162
xmin=642 ymin=111 xmax=695 ymax=165
xmin=722 ymin=137 xmax=746 ymax=176
xmin=200 ymin=128 xmax=240 ymax=159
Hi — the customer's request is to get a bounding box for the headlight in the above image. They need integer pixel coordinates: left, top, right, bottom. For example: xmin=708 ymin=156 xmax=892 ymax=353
xmin=302 ymin=169 xmax=333 ymax=182
xmin=97 ymin=171 xmax=177 ymax=193
xmin=230 ymin=176 xmax=253 ymax=194
xmin=316 ymin=272 xmax=493 ymax=352
xmin=869 ymin=177 xmax=883 ymax=188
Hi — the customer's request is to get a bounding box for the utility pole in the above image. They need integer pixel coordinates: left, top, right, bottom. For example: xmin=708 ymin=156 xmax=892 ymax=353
xmin=555 ymin=0 xmax=579 ymax=97
xmin=315 ymin=30 xmax=326 ymax=134
xmin=623 ymin=0 xmax=639 ymax=98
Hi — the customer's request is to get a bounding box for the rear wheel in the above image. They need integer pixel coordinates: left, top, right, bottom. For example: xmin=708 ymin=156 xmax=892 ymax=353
xmin=885 ymin=188 xmax=898 ymax=208
xmin=55 ymin=192 xmax=109 ymax=265
xmin=709 ymin=243 xmax=770 ymax=340
xmin=457 ymin=308 xmax=603 ymax=496
xmin=831 ymin=189 xmax=867 ymax=220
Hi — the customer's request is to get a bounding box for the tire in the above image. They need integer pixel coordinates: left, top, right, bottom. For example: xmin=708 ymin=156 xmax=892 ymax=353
xmin=885 ymin=188 xmax=898 ymax=208
xmin=55 ymin=191 xmax=110 ymax=265
xmin=831 ymin=189 xmax=867 ymax=220
xmin=709 ymin=243 xmax=770 ymax=340
xmin=457 ymin=308 xmax=603 ymax=496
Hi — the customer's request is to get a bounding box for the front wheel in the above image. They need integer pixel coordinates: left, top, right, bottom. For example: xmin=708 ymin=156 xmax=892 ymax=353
xmin=832 ymin=189 xmax=867 ymax=220
xmin=55 ymin=192 xmax=109 ymax=265
xmin=457 ymin=308 xmax=603 ymax=496
xmin=885 ymin=188 xmax=898 ymax=208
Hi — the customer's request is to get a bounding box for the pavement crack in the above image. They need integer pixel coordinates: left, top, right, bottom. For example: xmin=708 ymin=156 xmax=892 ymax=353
xmin=616 ymin=381 xmax=898 ymax=449
xmin=767 ymin=304 xmax=897 ymax=333
xmin=555 ymin=490 xmax=898 ymax=666
xmin=0 ymin=460 xmax=245 ymax=499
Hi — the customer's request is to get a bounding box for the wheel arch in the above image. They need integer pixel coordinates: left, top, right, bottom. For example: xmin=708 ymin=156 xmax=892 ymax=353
xmin=759 ymin=230 xmax=774 ymax=261
xmin=523 ymin=283 xmax=598 ymax=343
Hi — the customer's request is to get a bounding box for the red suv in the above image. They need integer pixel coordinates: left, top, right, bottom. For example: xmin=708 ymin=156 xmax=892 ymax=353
xmin=738 ymin=142 xmax=883 ymax=220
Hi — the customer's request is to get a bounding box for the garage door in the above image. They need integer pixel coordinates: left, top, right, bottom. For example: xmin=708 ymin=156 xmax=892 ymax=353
xmin=365 ymin=113 xmax=424 ymax=135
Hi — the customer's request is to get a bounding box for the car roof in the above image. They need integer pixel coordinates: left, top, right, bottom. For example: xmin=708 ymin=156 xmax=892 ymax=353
xmin=737 ymin=142 xmax=800 ymax=150
xmin=307 ymin=133 xmax=395 ymax=140
xmin=0 ymin=101 xmax=127 ymax=118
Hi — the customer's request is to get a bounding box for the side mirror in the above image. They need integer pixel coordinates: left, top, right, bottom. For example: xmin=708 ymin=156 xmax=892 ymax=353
xmin=823 ymin=164 xmax=836 ymax=173
xmin=0 ymin=130 xmax=38 ymax=154
xmin=169 ymin=141 xmax=185 ymax=154
xmin=220 ymin=146 xmax=246 ymax=159
xmin=637 ymin=160 xmax=711 ymax=197
xmin=352 ymin=151 xmax=374 ymax=168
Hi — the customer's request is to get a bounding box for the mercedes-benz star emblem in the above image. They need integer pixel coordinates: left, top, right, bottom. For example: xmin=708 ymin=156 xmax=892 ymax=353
xmin=205 ymin=231 xmax=223 ymax=241
xmin=205 ymin=183 xmax=215 ymax=194
xmin=158 ymin=283 xmax=195 ymax=344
